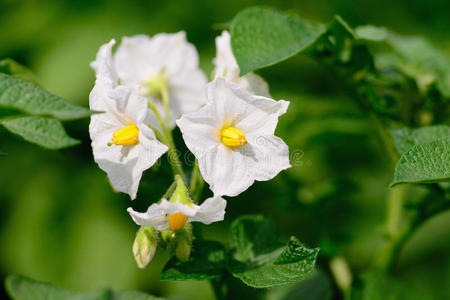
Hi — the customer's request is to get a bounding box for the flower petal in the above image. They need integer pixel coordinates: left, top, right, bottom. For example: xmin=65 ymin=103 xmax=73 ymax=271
xmin=191 ymin=196 xmax=226 ymax=224
xmin=176 ymin=103 xmax=221 ymax=154
xmin=213 ymin=31 xmax=240 ymax=80
xmin=199 ymin=144 xmax=254 ymax=197
xmin=242 ymin=134 xmax=291 ymax=181
xmin=89 ymin=76 xmax=167 ymax=200
xmin=127 ymin=205 xmax=168 ymax=230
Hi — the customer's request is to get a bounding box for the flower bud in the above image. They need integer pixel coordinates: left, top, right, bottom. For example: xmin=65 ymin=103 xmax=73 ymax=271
xmin=175 ymin=235 xmax=192 ymax=262
xmin=170 ymin=175 xmax=191 ymax=205
xmin=133 ymin=226 xmax=157 ymax=269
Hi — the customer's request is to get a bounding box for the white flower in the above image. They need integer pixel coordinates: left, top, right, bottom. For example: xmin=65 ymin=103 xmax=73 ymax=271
xmin=127 ymin=196 xmax=226 ymax=231
xmin=213 ymin=31 xmax=270 ymax=97
xmin=93 ymin=32 xmax=207 ymax=128
xmin=176 ymin=77 xmax=291 ymax=197
xmin=89 ymin=40 xmax=168 ymax=200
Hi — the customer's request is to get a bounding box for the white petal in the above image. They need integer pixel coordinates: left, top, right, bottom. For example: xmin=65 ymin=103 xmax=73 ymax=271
xmin=207 ymin=78 xmax=288 ymax=134
xmin=127 ymin=205 xmax=168 ymax=230
xmin=199 ymin=144 xmax=254 ymax=197
xmin=176 ymin=103 xmax=221 ymax=155
xmin=89 ymin=80 xmax=167 ymax=200
xmin=213 ymin=31 xmax=240 ymax=80
xmin=114 ymin=32 xmax=201 ymax=85
xmin=113 ymin=32 xmax=207 ymax=129
xmin=239 ymin=73 xmax=271 ymax=98
xmin=242 ymin=134 xmax=291 ymax=181
xmin=91 ymin=39 xmax=118 ymax=82
xmin=191 ymin=196 xmax=226 ymax=224
xmin=213 ymin=31 xmax=270 ymax=97
xmin=157 ymin=199 xmax=200 ymax=216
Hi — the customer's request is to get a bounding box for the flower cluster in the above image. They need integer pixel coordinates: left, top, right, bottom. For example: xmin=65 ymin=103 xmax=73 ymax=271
xmin=89 ymin=30 xmax=290 ymax=267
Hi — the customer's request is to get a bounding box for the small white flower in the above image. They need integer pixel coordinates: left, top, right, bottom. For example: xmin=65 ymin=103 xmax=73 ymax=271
xmin=92 ymin=32 xmax=207 ymax=128
xmin=89 ymin=40 xmax=168 ymax=200
xmin=176 ymin=78 xmax=291 ymax=197
xmin=213 ymin=31 xmax=270 ymax=97
xmin=127 ymin=196 xmax=226 ymax=231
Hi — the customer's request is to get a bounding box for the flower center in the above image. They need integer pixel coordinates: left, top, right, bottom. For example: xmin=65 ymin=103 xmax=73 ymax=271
xmin=168 ymin=212 xmax=189 ymax=231
xmin=109 ymin=124 xmax=139 ymax=146
xmin=141 ymin=68 xmax=168 ymax=98
xmin=221 ymin=127 xmax=247 ymax=147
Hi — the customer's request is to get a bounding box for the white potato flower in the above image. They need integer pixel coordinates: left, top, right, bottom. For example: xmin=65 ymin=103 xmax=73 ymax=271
xmin=213 ymin=30 xmax=270 ymax=97
xmin=104 ymin=31 xmax=208 ymax=128
xmin=127 ymin=196 xmax=226 ymax=231
xmin=176 ymin=77 xmax=291 ymax=197
xmin=89 ymin=40 xmax=168 ymax=200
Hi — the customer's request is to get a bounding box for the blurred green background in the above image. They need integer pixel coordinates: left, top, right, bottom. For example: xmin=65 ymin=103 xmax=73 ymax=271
xmin=0 ymin=0 xmax=449 ymax=299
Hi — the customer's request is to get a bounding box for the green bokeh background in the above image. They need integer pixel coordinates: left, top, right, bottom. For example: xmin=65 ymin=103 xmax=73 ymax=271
xmin=0 ymin=0 xmax=449 ymax=299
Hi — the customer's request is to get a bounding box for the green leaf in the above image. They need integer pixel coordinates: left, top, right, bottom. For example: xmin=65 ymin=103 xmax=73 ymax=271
xmin=161 ymin=240 xmax=227 ymax=281
xmin=267 ymin=270 xmax=332 ymax=300
xmin=0 ymin=73 xmax=91 ymax=120
xmin=390 ymin=125 xmax=450 ymax=155
xmin=351 ymin=271 xmax=431 ymax=300
xmin=0 ymin=58 xmax=41 ymax=86
xmin=387 ymin=35 xmax=450 ymax=97
xmin=1 ymin=116 xmax=80 ymax=150
xmin=230 ymin=7 xmax=325 ymax=75
xmin=229 ymin=215 xmax=319 ymax=288
xmin=355 ymin=25 xmax=388 ymax=42
xmin=5 ymin=274 xmax=163 ymax=300
xmin=391 ymin=137 xmax=450 ymax=187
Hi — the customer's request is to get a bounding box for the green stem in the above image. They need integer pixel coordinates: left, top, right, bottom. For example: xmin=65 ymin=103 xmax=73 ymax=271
xmin=147 ymin=93 xmax=184 ymax=179
xmin=162 ymin=180 xmax=177 ymax=199
xmin=189 ymin=159 xmax=203 ymax=202
xmin=161 ymin=84 xmax=171 ymax=130
xmin=376 ymin=194 xmax=450 ymax=271
xmin=145 ymin=123 xmax=167 ymax=145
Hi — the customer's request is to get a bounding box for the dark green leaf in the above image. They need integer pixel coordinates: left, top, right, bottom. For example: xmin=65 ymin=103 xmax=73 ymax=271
xmin=161 ymin=240 xmax=227 ymax=281
xmin=351 ymin=271 xmax=431 ymax=300
xmin=1 ymin=116 xmax=80 ymax=150
xmin=5 ymin=274 xmax=163 ymax=300
xmin=230 ymin=215 xmax=319 ymax=288
xmin=230 ymin=7 xmax=325 ymax=75
xmin=391 ymin=137 xmax=450 ymax=187
xmin=390 ymin=125 xmax=450 ymax=154
xmin=0 ymin=73 xmax=91 ymax=120
xmin=230 ymin=214 xmax=280 ymax=263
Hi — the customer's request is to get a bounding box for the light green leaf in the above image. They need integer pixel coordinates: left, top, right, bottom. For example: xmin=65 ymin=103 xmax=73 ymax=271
xmin=230 ymin=215 xmax=319 ymax=288
xmin=230 ymin=7 xmax=325 ymax=75
xmin=391 ymin=137 xmax=450 ymax=187
xmin=0 ymin=58 xmax=41 ymax=86
xmin=0 ymin=73 xmax=91 ymax=120
xmin=391 ymin=125 xmax=450 ymax=154
xmin=1 ymin=116 xmax=80 ymax=150
xmin=5 ymin=274 xmax=163 ymax=300
xmin=161 ymin=240 xmax=227 ymax=281
xmin=355 ymin=25 xmax=388 ymax=41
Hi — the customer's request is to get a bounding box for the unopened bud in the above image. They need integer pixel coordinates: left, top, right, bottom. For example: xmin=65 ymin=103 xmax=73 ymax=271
xmin=133 ymin=226 xmax=157 ymax=269
xmin=175 ymin=235 xmax=191 ymax=262
xmin=170 ymin=175 xmax=191 ymax=205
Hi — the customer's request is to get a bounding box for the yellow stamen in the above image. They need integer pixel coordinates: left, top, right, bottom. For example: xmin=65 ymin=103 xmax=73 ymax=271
xmin=109 ymin=124 xmax=139 ymax=146
xmin=168 ymin=212 xmax=189 ymax=231
xmin=221 ymin=127 xmax=247 ymax=147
